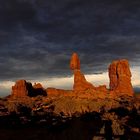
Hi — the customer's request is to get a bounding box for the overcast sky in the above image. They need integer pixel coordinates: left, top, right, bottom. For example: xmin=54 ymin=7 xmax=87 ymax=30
xmin=1 ymin=0 xmax=140 ymax=96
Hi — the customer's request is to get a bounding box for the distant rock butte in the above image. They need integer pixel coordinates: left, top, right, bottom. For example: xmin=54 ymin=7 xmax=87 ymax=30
xmin=11 ymin=53 xmax=134 ymax=98
xmin=12 ymin=80 xmax=47 ymax=97
xmin=12 ymin=80 xmax=30 ymax=97
xmin=109 ymin=59 xmax=134 ymax=96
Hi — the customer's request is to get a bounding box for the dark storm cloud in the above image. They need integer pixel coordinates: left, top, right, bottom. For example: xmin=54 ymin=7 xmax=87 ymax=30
xmin=1 ymin=0 xmax=140 ymax=81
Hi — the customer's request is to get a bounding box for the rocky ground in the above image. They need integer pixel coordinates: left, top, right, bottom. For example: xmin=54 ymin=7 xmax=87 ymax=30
xmin=0 ymin=94 xmax=140 ymax=140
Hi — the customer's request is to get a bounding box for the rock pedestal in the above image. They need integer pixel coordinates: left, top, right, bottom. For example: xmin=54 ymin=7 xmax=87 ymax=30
xmin=70 ymin=53 xmax=95 ymax=91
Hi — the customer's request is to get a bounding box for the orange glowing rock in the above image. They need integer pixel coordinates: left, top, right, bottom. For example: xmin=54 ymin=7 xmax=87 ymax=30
xmin=70 ymin=53 xmax=95 ymax=91
xmin=70 ymin=52 xmax=80 ymax=70
xmin=108 ymin=59 xmax=134 ymax=96
xmin=33 ymin=83 xmax=43 ymax=89
xmin=11 ymin=80 xmax=29 ymax=97
xmin=12 ymin=80 xmax=47 ymax=97
xmin=73 ymin=70 xmax=95 ymax=91
xmin=11 ymin=53 xmax=134 ymax=100
xmin=46 ymin=88 xmax=73 ymax=97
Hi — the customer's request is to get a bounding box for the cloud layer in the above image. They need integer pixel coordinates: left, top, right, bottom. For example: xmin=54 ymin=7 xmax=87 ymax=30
xmin=1 ymin=0 xmax=140 ymax=95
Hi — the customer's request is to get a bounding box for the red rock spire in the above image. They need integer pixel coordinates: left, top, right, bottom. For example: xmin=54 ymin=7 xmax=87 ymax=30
xmin=70 ymin=53 xmax=94 ymax=91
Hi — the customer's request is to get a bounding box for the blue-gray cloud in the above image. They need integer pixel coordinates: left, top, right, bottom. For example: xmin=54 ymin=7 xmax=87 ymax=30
xmin=1 ymin=0 xmax=140 ymax=81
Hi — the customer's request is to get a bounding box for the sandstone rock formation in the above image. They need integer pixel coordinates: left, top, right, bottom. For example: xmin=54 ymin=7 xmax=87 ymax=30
xmin=73 ymin=70 xmax=95 ymax=91
xmin=33 ymin=83 xmax=44 ymax=89
xmin=11 ymin=80 xmax=30 ymax=97
xmin=70 ymin=53 xmax=95 ymax=91
xmin=11 ymin=53 xmax=134 ymax=99
xmin=109 ymin=59 xmax=134 ymax=96
xmin=12 ymin=80 xmax=47 ymax=97
xmin=95 ymin=85 xmax=108 ymax=93
xmin=33 ymin=83 xmax=47 ymax=96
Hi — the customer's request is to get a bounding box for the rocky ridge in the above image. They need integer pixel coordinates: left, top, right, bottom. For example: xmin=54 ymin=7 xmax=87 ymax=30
xmin=11 ymin=53 xmax=134 ymax=99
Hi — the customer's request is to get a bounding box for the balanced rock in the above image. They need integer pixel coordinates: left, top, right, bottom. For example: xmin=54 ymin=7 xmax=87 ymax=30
xmin=70 ymin=52 xmax=80 ymax=70
xmin=108 ymin=59 xmax=134 ymax=96
xmin=70 ymin=53 xmax=95 ymax=91
xmin=11 ymin=80 xmax=30 ymax=97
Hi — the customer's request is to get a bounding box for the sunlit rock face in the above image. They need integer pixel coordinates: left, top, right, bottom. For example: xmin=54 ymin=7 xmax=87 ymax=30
xmin=73 ymin=70 xmax=95 ymax=91
xmin=109 ymin=59 xmax=134 ymax=96
xmin=33 ymin=83 xmax=43 ymax=89
xmin=11 ymin=80 xmax=30 ymax=97
xmin=46 ymin=88 xmax=73 ymax=97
